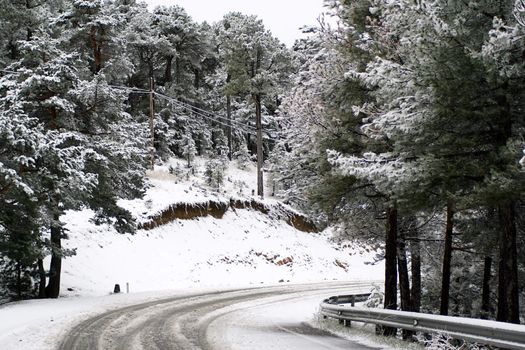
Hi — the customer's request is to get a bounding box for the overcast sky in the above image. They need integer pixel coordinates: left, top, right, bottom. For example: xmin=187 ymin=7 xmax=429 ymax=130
xmin=142 ymin=0 xmax=327 ymax=47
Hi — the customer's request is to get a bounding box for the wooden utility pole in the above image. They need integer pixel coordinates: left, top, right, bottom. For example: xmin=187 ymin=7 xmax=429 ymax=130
xmin=255 ymin=94 xmax=263 ymax=198
xmin=149 ymin=77 xmax=155 ymax=170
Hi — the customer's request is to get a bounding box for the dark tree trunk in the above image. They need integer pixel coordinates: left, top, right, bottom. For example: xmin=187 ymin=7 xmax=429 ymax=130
xmin=175 ymin=57 xmax=181 ymax=86
xmin=383 ymin=206 xmax=398 ymax=337
xmin=45 ymin=213 xmax=62 ymax=298
xmin=480 ymin=256 xmax=492 ymax=319
xmin=89 ymin=26 xmax=103 ymax=74
xmin=497 ymin=200 xmax=520 ymax=324
xmin=49 ymin=107 xmax=58 ymax=130
xmin=440 ymin=202 xmax=454 ymax=316
xmin=38 ymin=258 xmax=46 ymax=298
xmin=8 ymin=40 xmax=18 ymax=60
xmin=398 ymin=233 xmax=411 ymax=312
xmin=164 ymin=55 xmax=173 ymax=83
xmin=193 ymin=69 xmax=200 ymax=89
xmin=227 ymin=94 xmax=232 ymax=160
xmin=255 ymin=94 xmax=263 ymax=198
xmin=149 ymin=77 xmax=155 ymax=170
xmin=16 ymin=262 xmax=22 ymax=300
xmin=25 ymin=0 xmax=33 ymax=41
xmin=410 ymin=237 xmax=421 ymax=313
xmin=397 ymin=227 xmax=412 ymax=339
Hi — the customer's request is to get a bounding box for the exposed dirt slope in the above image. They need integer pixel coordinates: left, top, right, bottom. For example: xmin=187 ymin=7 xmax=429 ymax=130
xmin=139 ymin=198 xmax=319 ymax=233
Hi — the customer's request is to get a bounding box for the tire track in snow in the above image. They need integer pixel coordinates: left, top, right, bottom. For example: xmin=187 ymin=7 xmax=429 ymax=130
xmin=58 ymin=282 xmax=376 ymax=350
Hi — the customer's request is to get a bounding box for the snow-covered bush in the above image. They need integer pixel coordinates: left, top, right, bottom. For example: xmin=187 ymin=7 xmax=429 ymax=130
xmin=205 ymin=158 xmax=227 ymax=189
xmin=415 ymin=333 xmax=485 ymax=350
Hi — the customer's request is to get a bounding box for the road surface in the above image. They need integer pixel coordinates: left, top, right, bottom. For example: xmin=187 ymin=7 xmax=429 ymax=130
xmin=58 ymin=282 xmax=383 ymax=350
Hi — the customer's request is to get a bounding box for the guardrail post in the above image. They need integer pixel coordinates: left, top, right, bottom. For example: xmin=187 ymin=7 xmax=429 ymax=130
xmin=344 ymin=319 xmax=351 ymax=328
xmin=351 ymin=295 xmax=355 ymax=307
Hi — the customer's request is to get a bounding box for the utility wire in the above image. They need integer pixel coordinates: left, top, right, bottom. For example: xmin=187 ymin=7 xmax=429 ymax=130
xmin=107 ymin=85 xmax=151 ymax=94
xmin=0 ymin=69 xmax=22 ymax=75
xmin=106 ymin=84 xmax=275 ymax=139
xmin=166 ymin=94 xmax=253 ymax=129
xmin=154 ymin=92 xmax=257 ymax=136
xmin=106 ymin=85 xmax=250 ymax=130
xmin=154 ymin=91 xmax=257 ymax=132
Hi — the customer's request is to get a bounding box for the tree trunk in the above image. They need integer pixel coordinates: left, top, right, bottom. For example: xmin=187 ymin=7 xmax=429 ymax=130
xmin=480 ymin=256 xmax=492 ymax=319
xmin=497 ymin=200 xmax=520 ymax=324
xmin=410 ymin=238 xmax=421 ymax=313
xmin=398 ymin=233 xmax=411 ymax=312
xmin=383 ymin=206 xmax=398 ymax=336
xmin=255 ymin=94 xmax=264 ymax=198
xmin=38 ymin=258 xmax=46 ymax=298
xmin=440 ymin=202 xmax=454 ymax=316
xmin=227 ymin=94 xmax=232 ymax=161
xmin=16 ymin=261 xmax=22 ymax=300
xmin=175 ymin=56 xmax=180 ymax=86
xmin=8 ymin=40 xmax=18 ymax=60
xmin=89 ymin=26 xmax=102 ymax=74
xmin=45 ymin=213 xmax=62 ymax=298
xmin=193 ymin=69 xmax=200 ymax=89
xmin=164 ymin=55 xmax=173 ymax=83
xmin=397 ymin=227 xmax=412 ymax=339
xmin=149 ymin=77 xmax=155 ymax=170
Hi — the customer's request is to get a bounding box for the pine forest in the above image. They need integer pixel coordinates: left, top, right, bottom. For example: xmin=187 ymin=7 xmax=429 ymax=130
xmin=1 ymin=0 xmax=524 ymax=339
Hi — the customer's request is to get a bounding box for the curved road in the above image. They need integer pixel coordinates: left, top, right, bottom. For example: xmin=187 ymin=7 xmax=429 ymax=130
xmin=58 ymin=282 xmax=381 ymax=350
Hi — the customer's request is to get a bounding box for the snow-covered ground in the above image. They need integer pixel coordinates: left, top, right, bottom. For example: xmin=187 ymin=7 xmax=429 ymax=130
xmin=61 ymin=158 xmax=384 ymax=296
xmin=0 ymin=157 xmax=384 ymax=349
xmin=61 ymin=208 xmax=382 ymax=296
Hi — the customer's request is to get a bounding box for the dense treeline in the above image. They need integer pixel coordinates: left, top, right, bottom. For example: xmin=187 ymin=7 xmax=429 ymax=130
xmin=1 ymin=0 xmax=524 ymax=332
xmin=0 ymin=0 xmax=293 ymax=300
xmin=273 ymin=0 xmax=525 ymax=326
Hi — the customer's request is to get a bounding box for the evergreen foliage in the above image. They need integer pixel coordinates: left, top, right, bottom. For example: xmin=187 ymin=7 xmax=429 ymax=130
xmin=0 ymin=0 xmax=522 ymax=328
xmin=273 ymin=0 xmax=525 ymax=323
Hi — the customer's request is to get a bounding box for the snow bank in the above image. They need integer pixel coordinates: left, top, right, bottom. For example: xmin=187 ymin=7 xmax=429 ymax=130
xmin=60 ymin=208 xmax=383 ymax=296
xmin=56 ymin=157 xmax=383 ymax=296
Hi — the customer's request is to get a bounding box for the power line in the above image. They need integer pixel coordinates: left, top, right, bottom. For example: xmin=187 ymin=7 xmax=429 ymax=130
xmin=107 ymin=85 xmax=151 ymax=94
xmin=154 ymin=91 xmax=257 ymax=132
xmin=0 ymin=69 xmax=21 ymax=75
xmin=165 ymin=94 xmax=255 ymax=130
xmin=106 ymin=84 xmax=275 ymax=140
xmin=154 ymin=92 xmax=257 ymax=135
xmin=106 ymin=85 xmax=253 ymax=130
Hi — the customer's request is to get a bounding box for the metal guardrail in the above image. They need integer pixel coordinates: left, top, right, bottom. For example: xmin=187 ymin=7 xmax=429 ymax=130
xmin=325 ymin=293 xmax=371 ymax=306
xmin=320 ymin=296 xmax=525 ymax=350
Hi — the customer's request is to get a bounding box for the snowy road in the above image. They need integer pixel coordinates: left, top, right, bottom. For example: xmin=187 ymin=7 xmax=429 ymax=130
xmin=58 ymin=282 xmax=382 ymax=350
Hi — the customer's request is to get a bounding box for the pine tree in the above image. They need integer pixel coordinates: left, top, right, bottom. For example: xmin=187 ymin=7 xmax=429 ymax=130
xmin=0 ymin=87 xmax=44 ymax=299
xmin=181 ymin=130 xmax=197 ymax=168
xmin=215 ymin=12 xmax=294 ymax=197
xmin=0 ymin=4 xmax=149 ymax=297
xmin=328 ymin=0 xmax=524 ymax=321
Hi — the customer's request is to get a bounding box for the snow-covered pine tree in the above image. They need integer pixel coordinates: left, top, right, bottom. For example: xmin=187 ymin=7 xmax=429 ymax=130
xmin=0 ymin=31 xmax=99 ymax=298
xmin=214 ymin=12 xmax=294 ymax=197
xmin=0 ymin=81 xmax=46 ymax=299
xmin=0 ymin=2 xmax=149 ymax=298
xmin=181 ymin=130 xmax=197 ymax=168
xmin=328 ymin=0 xmax=524 ymax=321
xmin=152 ymin=5 xmax=209 ymax=95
